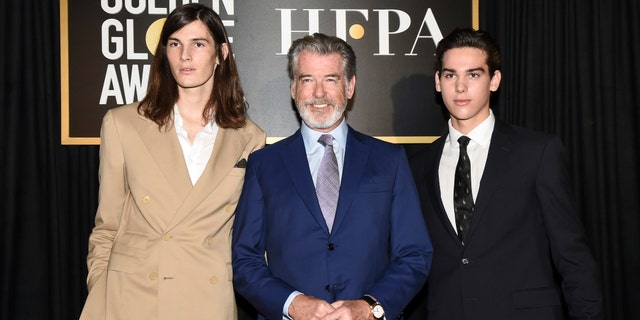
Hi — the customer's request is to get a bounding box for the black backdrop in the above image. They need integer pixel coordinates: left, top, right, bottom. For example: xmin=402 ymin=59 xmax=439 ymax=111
xmin=1 ymin=0 xmax=639 ymax=319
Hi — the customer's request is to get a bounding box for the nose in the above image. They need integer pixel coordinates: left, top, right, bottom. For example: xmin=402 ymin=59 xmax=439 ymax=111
xmin=455 ymin=78 xmax=467 ymax=93
xmin=313 ymin=83 xmax=326 ymax=98
xmin=180 ymin=47 xmax=191 ymax=62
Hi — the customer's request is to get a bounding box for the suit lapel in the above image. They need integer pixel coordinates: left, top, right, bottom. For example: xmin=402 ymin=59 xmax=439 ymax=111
xmin=466 ymin=121 xmax=516 ymax=244
xmin=430 ymin=136 xmax=463 ymax=245
xmin=166 ymin=127 xmax=248 ymax=230
xmin=281 ymin=131 xmax=331 ymax=234
xmin=132 ymin=113 xmax=191 ymax=231
xmin=330 ymin=127 xmax=369 ymax=235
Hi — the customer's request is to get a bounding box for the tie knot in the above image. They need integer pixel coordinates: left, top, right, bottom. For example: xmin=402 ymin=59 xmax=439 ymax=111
xmin=318 ymin=134 xmax=334 ymax=147
xmin=458 ymin=136 xmax=471 ymax=148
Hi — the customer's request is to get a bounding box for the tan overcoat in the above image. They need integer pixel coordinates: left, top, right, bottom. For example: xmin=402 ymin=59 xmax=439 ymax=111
xmin=80 ymin=103 xmax=265 ymax=320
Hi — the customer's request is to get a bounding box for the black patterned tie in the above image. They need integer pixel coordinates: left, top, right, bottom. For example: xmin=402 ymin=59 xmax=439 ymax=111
xmin=454 ymin=136 xmax=474 ymax=245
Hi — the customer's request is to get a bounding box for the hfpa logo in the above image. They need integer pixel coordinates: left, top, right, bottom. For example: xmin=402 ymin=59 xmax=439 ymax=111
xmin=276 ymin=8 xmax=443 ymax=56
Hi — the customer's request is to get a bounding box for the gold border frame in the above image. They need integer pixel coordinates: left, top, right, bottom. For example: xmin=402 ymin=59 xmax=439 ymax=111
xmin=60 ymin=0 xmax=479 ymax=145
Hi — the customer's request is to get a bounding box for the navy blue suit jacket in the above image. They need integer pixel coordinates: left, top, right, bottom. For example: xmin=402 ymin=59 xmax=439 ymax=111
xmin=409 ymin=120 xmax=602 ymax=320
xmin=233 ymin=126 xmax=433 ymax=319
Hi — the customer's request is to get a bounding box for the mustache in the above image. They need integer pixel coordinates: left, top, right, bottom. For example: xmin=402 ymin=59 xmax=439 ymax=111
xmin=301 ymin=97 xmax=336 ymax=106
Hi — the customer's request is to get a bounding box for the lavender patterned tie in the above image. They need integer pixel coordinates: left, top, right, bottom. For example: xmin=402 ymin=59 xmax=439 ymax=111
xmin=316 ymin=134 xmax=340 ymax=232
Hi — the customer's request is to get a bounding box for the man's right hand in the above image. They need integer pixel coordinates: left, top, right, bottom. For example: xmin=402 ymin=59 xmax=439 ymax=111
xmin=288 ymin=294 xmax=336 ymax=320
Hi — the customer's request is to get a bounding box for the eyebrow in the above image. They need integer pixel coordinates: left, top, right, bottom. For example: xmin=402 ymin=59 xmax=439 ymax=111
xmin=168 ymin=37 xmax=211 ymax=42
xmin=297 ymin=73 xmax=341 ymax=79
xmin=442 ymin=67 xmax=486 ymax=73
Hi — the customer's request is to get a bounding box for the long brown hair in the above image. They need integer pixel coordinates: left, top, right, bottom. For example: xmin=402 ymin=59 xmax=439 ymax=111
xmin=138 ymin=3 xmax=247 ymax=129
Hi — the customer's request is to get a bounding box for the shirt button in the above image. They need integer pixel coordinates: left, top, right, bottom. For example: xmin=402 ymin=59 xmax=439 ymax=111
xmin=206 ymin=236 xmax=213 ymax=245
xmin=210 ymin=276 xmax=218 ymax=284
xmin=462 ymin=258 xmax=470 ymax=264
xmin=142 ymin=196 xmax=151 ymax=204
xmin=225 ymin=204 xmax=233 ymax=213
xmin=162 ymin=233 xmax=170 ymax=241
xmin=149 ymin=272 xmax=158 ymax=280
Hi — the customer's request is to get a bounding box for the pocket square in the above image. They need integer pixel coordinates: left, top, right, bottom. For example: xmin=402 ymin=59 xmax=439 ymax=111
xmin=234 ymin=158 xmax=247 ymax=168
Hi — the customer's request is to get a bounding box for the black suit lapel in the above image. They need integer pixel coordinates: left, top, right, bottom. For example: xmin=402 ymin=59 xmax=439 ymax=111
xmin=429 ymin=136 xmax=463 ymax=245
xmin=466 ymin=120 xmax=516 ymax=244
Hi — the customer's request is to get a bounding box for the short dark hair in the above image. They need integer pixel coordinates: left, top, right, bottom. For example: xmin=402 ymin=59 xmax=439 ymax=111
xmin=139 ymin=3 xmax=248 ymax=129
xmin=435 ymin=28 xmax=501 ymax=76
xmin=287 ymin=33 xmax=356 ymax=83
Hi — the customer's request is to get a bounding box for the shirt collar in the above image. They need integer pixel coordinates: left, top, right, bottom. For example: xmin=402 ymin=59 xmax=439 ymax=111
xmin=173 ymin=104 xmax=216 ymax=134
xmin=447 ymin=109 xmax=495 ymax=149
xmin=301 ymin=118 xmax=348 ymax=153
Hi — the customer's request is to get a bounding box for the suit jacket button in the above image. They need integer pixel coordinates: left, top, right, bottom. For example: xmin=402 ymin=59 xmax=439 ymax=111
xmin=142 ymin=196 xmax=151 ymax=204
xmin=149 ymin=272 xmax=158 ymax=280
xmin=325 ymin=285 xmax=331 ymax=292
xmin=162 ymin=233 xmax=171 ymax=241
xmin=328 ymin=243 xmax=335 ymax=250
xmin=210 ymin=276 xmax=218 ymax=284
xmin=461 ymin=258 xmax=470 ymax=264
xmin=225 ymin=204 xmax=234 ymax=213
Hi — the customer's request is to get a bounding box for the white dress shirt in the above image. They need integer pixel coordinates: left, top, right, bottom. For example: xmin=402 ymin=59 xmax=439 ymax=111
xmin=439 ymin=110 xmax=495 ymax=233
xmin=174 ymin=105 xmax=218 ymax=185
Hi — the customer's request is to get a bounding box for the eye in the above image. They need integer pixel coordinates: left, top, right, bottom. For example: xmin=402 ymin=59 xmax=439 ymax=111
xmin=168 ymin=41 xmax=179 ymax=47
xmin=195 ymin=42 xmax=205 ymax=48
xmin=443 ymin=73 xmax=455 ymax=79
xmin=469 ymin=73 xmax=480 ymax=78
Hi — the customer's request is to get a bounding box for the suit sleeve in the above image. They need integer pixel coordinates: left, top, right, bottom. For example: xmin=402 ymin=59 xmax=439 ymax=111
xmin=536 ymin=137 xmax=603 ymax=319
xmin=366 ymin=147 xmax=434 ymax=318
xmin=86 ymin=110 xmax=128 ymax=290
xmin=232 ymin=154 xmax=297 ymax=320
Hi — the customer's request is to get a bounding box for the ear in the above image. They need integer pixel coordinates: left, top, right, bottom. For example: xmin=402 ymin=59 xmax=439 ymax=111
xmin=346 ymin=75 xmax=356 ymax=99
xmin=290 ymin=81 xmax=296 ymax=100
xmin=435 ymin=71 xmax=442 ymax=92
xmin=490 ymin=70 xmax=502 ymax=92
xmin=217 ymin=43 xmax=229 ymax=64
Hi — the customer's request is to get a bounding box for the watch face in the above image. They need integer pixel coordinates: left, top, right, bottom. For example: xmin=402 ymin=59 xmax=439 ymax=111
xmin=372 ymin=304 xmax=384 ymax=318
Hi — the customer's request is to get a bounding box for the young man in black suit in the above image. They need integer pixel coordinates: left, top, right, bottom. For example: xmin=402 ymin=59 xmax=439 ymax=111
xmin=409 ymin=28 xmax=603 ymax=320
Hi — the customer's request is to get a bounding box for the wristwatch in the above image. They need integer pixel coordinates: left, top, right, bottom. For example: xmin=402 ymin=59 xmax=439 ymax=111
xmin=361 ymin=295 xmax=385 ymax=319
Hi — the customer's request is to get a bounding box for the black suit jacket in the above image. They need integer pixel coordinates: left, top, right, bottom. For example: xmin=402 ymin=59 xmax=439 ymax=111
xmin=409 ymin=119 xmax=602 ymax=320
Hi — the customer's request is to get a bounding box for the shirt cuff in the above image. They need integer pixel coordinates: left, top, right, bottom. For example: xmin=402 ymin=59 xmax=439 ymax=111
xmin=283 ymin=291 xmax=304 ymax=319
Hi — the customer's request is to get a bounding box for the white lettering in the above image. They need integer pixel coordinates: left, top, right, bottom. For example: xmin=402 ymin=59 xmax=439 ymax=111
xmin=374 ymin=9 xmax=411 ymax=56
xmin=406 ymin=8 xmax=443 ymax=56
xmin=124 ymin=0 xmax=145 ymax=15
xmin=101 ymin=0 xmax=122 ymax=14
xmin=102 ymin=19 xmax=124 ymax=60
xmin=99 ymin=64 xmax=123 ymax=105
xmin=99 ymin=64 xmax=151 ymax=104
xmin=120 ymin=64 xmax=150 ymax=103
xmin=126 ymin=19 xmax=148 ymax=60
xmin=277 ymin=9 xmax=322 ymax=55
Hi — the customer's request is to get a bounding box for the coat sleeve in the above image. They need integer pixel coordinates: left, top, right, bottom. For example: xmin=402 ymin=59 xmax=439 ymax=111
xmin=536 ymin=136 xmax=603 ymax=319
xmin=86 ymin=110 xmax=128 ymax=290
xmin=365 ymin=146 xmax=434 ymax=318
xmin=232 ymin=153 xmax=297 ymax=320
